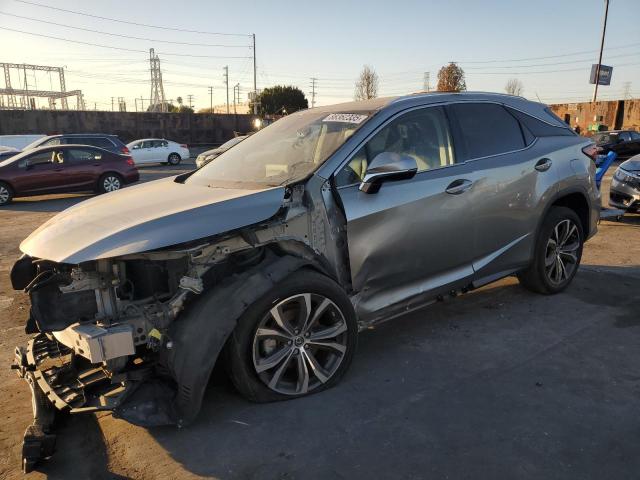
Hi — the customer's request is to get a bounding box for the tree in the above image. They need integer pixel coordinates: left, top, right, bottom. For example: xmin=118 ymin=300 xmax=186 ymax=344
xmin=505 ymin=78 xmax=524 ymax=96
xmin=250 ymin=85 xmax=308 ymax=116
xmin=176 ymin=96 xmax=183 ymax=106
xmin=177 ymin=105 xmax=194 ymax=114
xmin=436 ymin=62 xmax=467 ymax=92
xmin=354 ymin=65 xmax=379 ymax=101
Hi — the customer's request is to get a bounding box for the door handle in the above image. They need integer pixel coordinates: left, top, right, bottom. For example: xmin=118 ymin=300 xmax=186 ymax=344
xmin=445 ymin=179 xmax=473 ymax=195
xmin=535 ymin=158 xmax=552 ymax=172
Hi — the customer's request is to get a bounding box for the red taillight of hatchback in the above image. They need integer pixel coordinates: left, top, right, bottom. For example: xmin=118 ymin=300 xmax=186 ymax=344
xmin=582 ymin=144 xmax=598 ymax=161
xmin=125 ymin=156 xmax=135 ymax=166
xmin=121 ymin=146 xmax=131 ymax=155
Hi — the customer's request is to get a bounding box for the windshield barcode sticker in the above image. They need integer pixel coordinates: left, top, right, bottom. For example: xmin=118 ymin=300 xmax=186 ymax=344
xmin=323 ymin=113 xmax=368 ymax=124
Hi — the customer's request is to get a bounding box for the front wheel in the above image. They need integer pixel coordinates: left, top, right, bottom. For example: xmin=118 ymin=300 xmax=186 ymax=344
xmin=518 ymin=206 xmax=584 ymax=294
xmin=167 ymin=153 xmax=181 ymax=165
xmin=98 ymin=173 xmax=123 ymax=193
xmin=225 ymin=270 xmax=358 ymax=402
xmin=0 ymin=181 xmax=13 ymax=206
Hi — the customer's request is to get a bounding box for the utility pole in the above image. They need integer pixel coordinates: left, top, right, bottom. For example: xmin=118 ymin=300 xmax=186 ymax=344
xmin=187 ymin=94 xmax=194 ymax=109
xmin=134 ymin=98 xmax=138 ymax=112
xmin=310 ymin=77 xmax=317 ymax=108
xmin=208 ymin=86 xmax=213 ymax=112
xmin=111 ymin=97 xmax=114 ymax=111
xmin=224 ymin=65 xmax=229 ymax=114
xmin=140 ymin=96 xmax=144 ymax=111
xmin=252 ymin=33 xmax=257 ymax=115
xmin=592 ymin=0 xmax=610 ymax=103
xmin=423 ymin=72 xmax=430 ymax=92
xmin=233 ymin=83 xmax=239 ymax=114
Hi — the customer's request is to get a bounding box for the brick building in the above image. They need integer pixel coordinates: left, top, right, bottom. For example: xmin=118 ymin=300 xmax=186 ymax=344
xmin=549 ymin=99 xmax=639 ymax=133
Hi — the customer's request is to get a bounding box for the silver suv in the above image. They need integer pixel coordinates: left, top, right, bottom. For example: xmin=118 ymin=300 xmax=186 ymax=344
xmin=11 ymin=92 xmax=599 ymax=470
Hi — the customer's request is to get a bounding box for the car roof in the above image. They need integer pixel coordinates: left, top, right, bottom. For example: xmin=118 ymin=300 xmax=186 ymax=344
xmin=47 ymin=133 xmax=117 ymax=138
xmin=130 ymin=138 xmax=170 ymax=142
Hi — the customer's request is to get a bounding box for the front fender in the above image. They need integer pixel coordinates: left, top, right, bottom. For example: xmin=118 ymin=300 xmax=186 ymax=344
xmin=163 ymin=251 xmax=311 ymax=426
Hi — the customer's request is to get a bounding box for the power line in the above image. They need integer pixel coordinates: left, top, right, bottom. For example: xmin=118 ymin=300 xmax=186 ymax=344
xmin=0 ymin=12 xmax=252 ymax=48
xmin=462 ymin=52 xmax=637 ymax=70
xmin=0 ymin=26 xmax=253 ymax=58
xmin=13 ymin=0 xmax=252 ymax=37
xmin=454 ymin=41 xmax=640 ymax=64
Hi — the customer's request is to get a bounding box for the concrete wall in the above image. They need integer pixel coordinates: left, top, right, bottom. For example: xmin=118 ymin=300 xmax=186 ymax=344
xmin=549 ymin=99 xmax=640 ymax=133
xmin=0 ymin=110 xmax=256 ymax=144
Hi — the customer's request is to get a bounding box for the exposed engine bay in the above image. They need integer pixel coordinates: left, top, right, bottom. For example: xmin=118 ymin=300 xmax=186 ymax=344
xmin=10 ymin=181 xmax=352 ymax=472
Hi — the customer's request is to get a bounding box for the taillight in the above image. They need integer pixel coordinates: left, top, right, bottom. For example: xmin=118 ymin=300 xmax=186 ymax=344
xmin=582 ymin=144 xmax=598 ymax=161
xmin=180 ymin=144 xmax=188 ymax=149
xmin=121 ymin=146 xmax=130 ymax=155
xmin=125 ymin=156 xmax=135 ymax=166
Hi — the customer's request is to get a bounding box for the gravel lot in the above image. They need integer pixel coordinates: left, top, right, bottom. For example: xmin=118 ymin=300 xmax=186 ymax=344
xmin=0 ymin=161 xmax=638 ymax=479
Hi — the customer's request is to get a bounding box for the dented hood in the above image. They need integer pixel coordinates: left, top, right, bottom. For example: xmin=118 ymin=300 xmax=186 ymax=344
xmin=20 ymin=177 xmax=285 ymax=264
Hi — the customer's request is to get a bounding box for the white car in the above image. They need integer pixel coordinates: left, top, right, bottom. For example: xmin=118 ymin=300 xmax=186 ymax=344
xmin=127 ymin=138 xmax=190 ymax=165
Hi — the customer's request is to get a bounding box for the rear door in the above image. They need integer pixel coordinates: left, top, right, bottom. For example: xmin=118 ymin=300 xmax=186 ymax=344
xmin=64 ymin=147 xmax=104 ymax=189
xmin=334 ymin=105 xmax=477 ymax=320
xmin=447 ymin=102 xmax=551 ymax=280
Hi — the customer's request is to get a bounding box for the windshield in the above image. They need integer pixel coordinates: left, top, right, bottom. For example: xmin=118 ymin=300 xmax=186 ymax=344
xmin=22 ymin=137 xmax=50 ymax=151
xmin=187 ymin=109 xmax=372 ymax=189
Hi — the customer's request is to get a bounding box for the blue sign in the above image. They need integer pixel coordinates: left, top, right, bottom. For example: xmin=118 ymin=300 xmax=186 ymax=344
xmin=589 ymin=64 xmax=613 ymax=85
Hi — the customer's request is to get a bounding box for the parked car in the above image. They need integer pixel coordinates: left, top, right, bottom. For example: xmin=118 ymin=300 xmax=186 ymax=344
xmin=127 ymin=138 xmax=190 ymax=165
xmin=195 ymin=135 xmax=247 ymax=168
xmin=0 ymin=145 xmax=139 ymax=206
xmin=11 ymin=92 xmax=600 ymax=470
xmin=21 ymin=133 xmax=131 ymax=156
xmin=609 ymin=153 xmax=640 ymax=211
xmin=593 ymin=130 xmax=640 ymax=159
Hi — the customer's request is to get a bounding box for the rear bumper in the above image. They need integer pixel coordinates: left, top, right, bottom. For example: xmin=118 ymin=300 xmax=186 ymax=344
xmin=124 ymin=168 xmax=140 ymax=184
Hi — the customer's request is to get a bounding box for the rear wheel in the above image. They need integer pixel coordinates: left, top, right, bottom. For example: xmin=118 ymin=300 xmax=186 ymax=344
xmin=518 ymin=206 xmax=583 ymax=294
xmin=0 ymin=181 xmax=13 ymax=206
xmin=225 ymin=270 xmax=358 ymax=402
xmin=98 ymin=173 xmax=123 ymax=193
xmin=167 ymin=153 xmax=181 ymax=165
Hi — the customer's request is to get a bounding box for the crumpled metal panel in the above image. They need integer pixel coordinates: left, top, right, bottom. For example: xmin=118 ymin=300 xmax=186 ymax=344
xmin=19 ymin=177 xmax=285 ymax=264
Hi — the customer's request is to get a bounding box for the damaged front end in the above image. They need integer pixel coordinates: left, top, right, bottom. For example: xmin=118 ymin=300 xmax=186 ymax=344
xmin=10 ymin=178 xmax=350 ymax=472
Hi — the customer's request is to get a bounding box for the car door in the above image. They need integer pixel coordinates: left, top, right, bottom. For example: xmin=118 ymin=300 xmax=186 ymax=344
xmin=334 ymin=106 xmax=477 ymax=320
xmin=616 ymin=132 xmax=633 ymax=158
xmin=136 ymin=140 xmax=155 ymax=164
xmin=64 ymin=147 xmax=103 ymax=189
xmin=156 ymin=140 xmax=170 ymax=162
xmin=12 ymin=150 xmax=64 ymax=194
xmin=447 ymin=102 xmax=549 ymax=281
xmin=629 ymin=132 xmax=640 ymax=157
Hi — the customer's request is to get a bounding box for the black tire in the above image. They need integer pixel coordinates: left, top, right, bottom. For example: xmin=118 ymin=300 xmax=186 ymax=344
xmin=225 ymin=269 xmax=358 ymax=403
xmin=167 ymin=153 xmax=182 ymax=165
xmin=518 ymin=206 xmax=584 ymax=294
xmin=98 ymin=172 xmax=124 ymax=193
xmin=0 ymin=181 xmax=13 ymax=206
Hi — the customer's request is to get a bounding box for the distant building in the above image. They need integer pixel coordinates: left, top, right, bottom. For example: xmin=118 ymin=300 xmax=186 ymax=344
xmin=549 ymin=99 xmax=639 ymax=133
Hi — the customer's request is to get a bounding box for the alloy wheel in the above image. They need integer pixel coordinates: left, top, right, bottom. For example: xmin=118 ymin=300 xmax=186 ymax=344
xmin=168 ymin=154 xmax=180 ymax=165
xmin=545 ymin=218 xmax=580 ymax=285
xmin=0 ymin=185 xmax=9 ymax=204
xmin=252 ymin=293 xmax=348 ymax=395
xmin=103 ymin=176 xmax=121 ymax=192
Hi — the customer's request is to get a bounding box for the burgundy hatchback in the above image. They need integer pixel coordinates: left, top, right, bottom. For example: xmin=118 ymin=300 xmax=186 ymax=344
xmin=0 ymin=145 xmax=139 ymax=206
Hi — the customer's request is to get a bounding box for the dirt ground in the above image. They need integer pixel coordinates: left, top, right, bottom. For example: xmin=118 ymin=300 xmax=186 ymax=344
xmin=0 ymin=164 xmax=638 ymax=479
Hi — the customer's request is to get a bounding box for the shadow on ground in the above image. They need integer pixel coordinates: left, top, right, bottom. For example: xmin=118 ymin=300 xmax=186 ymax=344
xmin=129 ymin=267 xmax=640 ymax=479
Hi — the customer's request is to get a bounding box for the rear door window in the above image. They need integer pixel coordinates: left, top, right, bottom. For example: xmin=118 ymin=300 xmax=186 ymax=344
xmin=67 ymin=148 xmax=101 ymax=162
xmin=451 ymin=103 xmax=525 ymax=161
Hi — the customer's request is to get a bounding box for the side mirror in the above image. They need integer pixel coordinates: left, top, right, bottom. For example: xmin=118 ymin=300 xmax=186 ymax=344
xmin=359 ymin=152 xmax=418 ymax=194
xmin=131 ymin=145 xmax=140 ymax=150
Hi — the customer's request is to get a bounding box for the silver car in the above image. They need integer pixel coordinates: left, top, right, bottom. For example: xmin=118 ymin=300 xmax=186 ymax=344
xmin=11 ymin=92 xmax=599 ymax=471
xmin=609 ymin=153 xmax=640 ymax=211
xmin=195 ymin=135 xmax=247 ymax=168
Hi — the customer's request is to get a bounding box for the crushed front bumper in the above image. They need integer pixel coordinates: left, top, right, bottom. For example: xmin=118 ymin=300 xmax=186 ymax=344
xmin=12 ymin=334 xmax=158 ymax=472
